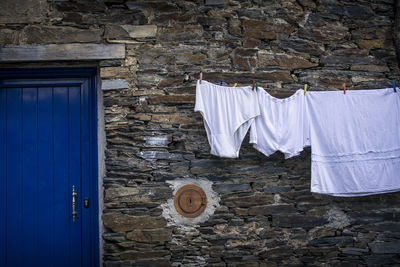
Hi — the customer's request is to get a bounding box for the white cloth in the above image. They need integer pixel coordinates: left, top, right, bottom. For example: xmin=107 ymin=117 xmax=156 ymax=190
xmin=194 ymin=80 xmax=260 ymax=158
xmin=250 ymin=88 xmax=309 ymax=159
xmin=306 ymin=88 xmax=400 ymax=196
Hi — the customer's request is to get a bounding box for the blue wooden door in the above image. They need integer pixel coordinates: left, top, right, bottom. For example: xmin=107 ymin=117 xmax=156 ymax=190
xmin=0 ymin=69 xmax=99 ymax=267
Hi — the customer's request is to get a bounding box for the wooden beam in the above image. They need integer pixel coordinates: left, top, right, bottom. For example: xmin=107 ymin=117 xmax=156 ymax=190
xmin=0 ymin=43 xmax=125 ymax=62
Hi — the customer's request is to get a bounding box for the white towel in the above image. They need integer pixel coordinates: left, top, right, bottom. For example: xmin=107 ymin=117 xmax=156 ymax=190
xmin=306 ymin=88 xmax=400 ymax=196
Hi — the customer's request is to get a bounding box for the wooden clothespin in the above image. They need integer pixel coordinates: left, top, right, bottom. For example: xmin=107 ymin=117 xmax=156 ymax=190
xmin=256 ymin=82 xmax=259 ymax=91
xmin=393 ymin=81 xmax=397 ymax=93
xmin=343 ymin=83 xmax=346 ymax=94
xmin=252 ymin=80 xmax=255 ymax=91
xmin=233 ymin=83 xmax=237 ymax=87
xmin=220 ymin=80 xmax=223 ymax=86
xmin=304 ymin=84 xmax=308 ymax=96
xmin=199 ymin=72 xmax=202 ymax=84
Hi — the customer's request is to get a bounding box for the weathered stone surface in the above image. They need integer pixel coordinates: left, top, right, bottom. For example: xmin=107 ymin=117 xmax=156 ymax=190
xmin=151 ymin=114 xmax=195 ymax=124
xmin=158 ymin=25 xmax=203 ymax=41
xmin=350 ymin=64 xmax=390 ymax=72
xmin=243 ymin=19 xmax=294 ymax=40
xmin=126 ymin=229 xmax=172 ymax=243
xmin=121 ymin=25 xmax=158 ymax=38
xmin=341 ymin=247 xmax=369 ymax=256
xmin=102 ymin=79 xmax=130 ymax=90
xmin=327 ymin=4 xmax=374 ymax=19
xmin=0 ymin=0 xmax=48 ymax=23
xmin=263 ymin=186 xmax=292 ymax=193
xmin=105 ymin=187 xmax=139 ymax=201
xmin=104 ymin=25 xmax=130 ymax=39
xmin=232 ymin=56 xmax=256 ymax=71
xmin=363 ymin=255 xmax=396 ymax=266
xmin=63 ymin=9 xmax=147 ymax=25
xmin=299 ymin=23 xmax=349 ymax=43
xmin=229 ymin=18 xmax=241 ymax=36
xmin=213 ymin=184 xmax=251 ymax=194
xmin=357 ymin=39 xmax=386 ymax=50
xmin=103 ymin=212 xmax=167 ymax=232
xmin=0 ymin=29 xmax=21 ymax=45
xmin=273 ymin=215 xmax=327 ymax=228
xmin=308 ymin=236 xmax=354 ymax=247
xmin=395 ymin=0 xmax=400 ymax=64
xmin=272 ymin=38 xmax=324 ymax=56
xmin=248 ymin=204 xmax=297 ymax=216
xmin=258 ymin=52 xmax=317 ymax=70
xmin=320 ymin=49 xmax=371 ymax=67
xmin=120 ymin=250 xmax=169 ymax=260
xmin=222 ymin=193 xmax=275 ymax=208
xmin=100 ymin=67 xmax=130 ymax=78
xmin=23 ymin=26 xmax=103 ymax=44
xmin=148 ymin=95 xmax=195 ymax=104
xmin=55 ymin=1 xmax=107 ymax=12
xmin=205 ymin=0 xmax=225 ymax=6
xmin=369 ymin=241 xmax=400 ymax=254
xmin=0 ymin=44 xmax=125 ymax=62
xmin=104 ymin=186 xmax=172 ymax=206
xmin=158 ymin=77 xmax=184 ymax=88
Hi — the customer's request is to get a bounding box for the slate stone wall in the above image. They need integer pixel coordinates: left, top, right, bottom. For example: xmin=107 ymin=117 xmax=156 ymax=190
xmin=1 ymin=0 xmax=400 ymax=266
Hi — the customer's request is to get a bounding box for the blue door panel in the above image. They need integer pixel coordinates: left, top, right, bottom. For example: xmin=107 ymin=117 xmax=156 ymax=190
xmin=0 ymin=88 xmax=6 ymax=267
xmin=37 ymin=87 xmax=55 ymax=267
xmin=69 ymin=86 xmax=83 ymax=267
xmin=0 ymin=68 xmax=99 ymax=267
xmin=22 ymin=87 xmax=39 ymax=265
xmin=54 ymin=86 xmax=74 ymax=267
xmin=6 ymin=88 xmax=23 ymax=267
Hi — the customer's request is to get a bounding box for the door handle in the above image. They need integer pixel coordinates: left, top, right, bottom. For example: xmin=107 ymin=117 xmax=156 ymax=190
xmin=72 ymin=185 xmax=77 ymax=222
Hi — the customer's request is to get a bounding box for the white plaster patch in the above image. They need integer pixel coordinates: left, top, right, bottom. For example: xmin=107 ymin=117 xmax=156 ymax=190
xmin=161 ymin=178 xmax=220 ymax=227
xmin=326 ymin=206 xmax=351 ymax=229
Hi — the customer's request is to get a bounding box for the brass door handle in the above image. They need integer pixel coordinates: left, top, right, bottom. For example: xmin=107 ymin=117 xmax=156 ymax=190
xmin=72 ymin=185 xmax=77 ymax=222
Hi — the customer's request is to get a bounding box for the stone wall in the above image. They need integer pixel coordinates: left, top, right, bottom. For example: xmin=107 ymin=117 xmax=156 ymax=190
xmin=1 ymin=0 xmax=400 ymax=266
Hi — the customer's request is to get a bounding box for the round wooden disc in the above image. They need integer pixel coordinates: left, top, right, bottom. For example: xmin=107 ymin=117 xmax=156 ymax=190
xmin=174 ymin=184 xmax=207 ymax=218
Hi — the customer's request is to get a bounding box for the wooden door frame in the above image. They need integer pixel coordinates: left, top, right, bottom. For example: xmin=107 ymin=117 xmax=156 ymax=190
xmin=0 ymin=67 xmax=100 ymax=266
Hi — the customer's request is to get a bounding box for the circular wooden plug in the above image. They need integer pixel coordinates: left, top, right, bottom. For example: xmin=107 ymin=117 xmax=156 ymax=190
xmin=174 ymin=184 xmax=207 ymax=218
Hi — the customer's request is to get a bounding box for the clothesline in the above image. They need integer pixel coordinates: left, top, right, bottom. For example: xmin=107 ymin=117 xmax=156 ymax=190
xmin=198 ymin=72 xmax=398 ymax=94
xmin=195 ymin=79 xmax=400 ymax=197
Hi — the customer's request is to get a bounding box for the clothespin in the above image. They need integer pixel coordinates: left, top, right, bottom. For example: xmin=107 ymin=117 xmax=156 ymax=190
xmin=304 ymin=84 xmax=308 ymax=96
xmin=220 ymin=80 xmax=223 ymax=86
xmin=252 ymin=80 xmax=255 ymax=91
xmin=343 ymin=83 xmax=346 ymax=94
xmin=199 ymin=72 xmax=202 ymax=84
xmin=233 ymin=83 xmax=237 ymax=87
xmin=256 ymin=82 xmax=259 ymax=91
xmin=393 ymin=81 xmax=397 ymax=93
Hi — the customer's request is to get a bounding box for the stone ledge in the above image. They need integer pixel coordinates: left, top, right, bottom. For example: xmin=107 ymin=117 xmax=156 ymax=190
xmin=0 ymin=43 xmax=125 ymax=62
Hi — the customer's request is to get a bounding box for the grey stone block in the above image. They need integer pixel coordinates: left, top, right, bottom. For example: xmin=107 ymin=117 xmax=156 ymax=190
xmin=205 ymin=0 xmax=225 ymax=6
xmin=102 ymin=79 xmax=130 ymax=91
xmin=369 ymin=241 xmax=400 ymax=254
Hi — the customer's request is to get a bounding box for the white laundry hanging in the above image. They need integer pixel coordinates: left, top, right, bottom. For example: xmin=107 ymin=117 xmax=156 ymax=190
xmin=194 ymin=79 xmax=400 ymax=197
xmin=250 ymin=87 xmax=309 ymax=159
xmin=194 ymin=80 xmax=260 ymax=158
xmin=305 ymin=88 xmax=400 ymax=196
